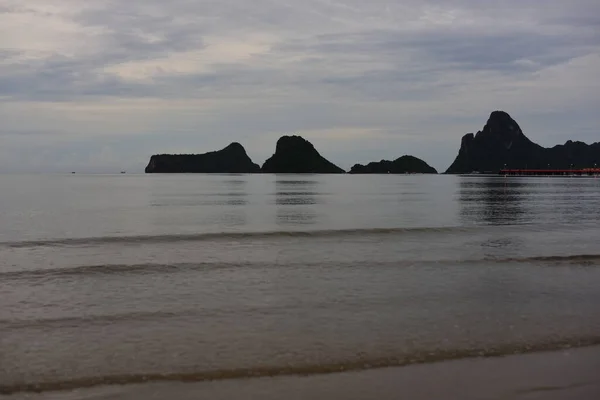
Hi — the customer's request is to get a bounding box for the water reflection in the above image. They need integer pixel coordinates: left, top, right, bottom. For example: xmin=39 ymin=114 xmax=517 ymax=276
xmin=221 ymin=177 xmax=249 ymax=207
xmin=149 ymin=176 xmax=250 ymax=229
xmin=458 ymin=177 xmax=526 ymax=225
xmin=275 ymin=177 xmax=320 ymax=225
xmin=550 ymin=179 xmax=597 ymax=225
xmin=209 ymin=176 xmax=248 ymax=226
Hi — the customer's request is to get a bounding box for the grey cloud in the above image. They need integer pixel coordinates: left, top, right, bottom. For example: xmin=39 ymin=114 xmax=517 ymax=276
xmin=0 ymin=55 xmax=150 ymax=100
xmin=402 ymin=32 xmax=598 ymax=72
xmin=280 ymin=27 xmax=599 ymax=73
xmin=0 ymin=128 xmax=64 ymax=136
xmin=2 ymin=0 xmax=599 ymax=102
xmin=77 ymin=8 xmax=207 ymax=55
xmin=1 ymin=0 xmax=599 ymax=172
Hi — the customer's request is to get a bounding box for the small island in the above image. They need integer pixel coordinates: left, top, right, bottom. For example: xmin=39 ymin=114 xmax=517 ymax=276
xmin=350 ymin=155 xmax=437 ymax=174
xmin=261 ymin=135 xmax=345 ymax=173
xmin=144 ymin=111 xmax=599 ymax=175
xmin=446 ymin=111 xmax=600 ymax=174
xmin=145 ymin=142 xmax=260 ymax=173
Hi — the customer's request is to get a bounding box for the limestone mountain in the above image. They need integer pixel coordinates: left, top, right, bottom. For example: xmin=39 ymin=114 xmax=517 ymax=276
xmin=350 ymin=155 xmax=437 ymax=174
xmin=446 ymin=111 xmax=600 ymax=173
xmin=261 ymin=136 xmax=345 ymax=173
xmin=145 ymin=143 xmax=260 ymax=173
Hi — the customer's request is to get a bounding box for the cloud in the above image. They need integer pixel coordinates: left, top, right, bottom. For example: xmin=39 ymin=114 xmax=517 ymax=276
xmin=0 ymin=0 xmax=599 ymax=172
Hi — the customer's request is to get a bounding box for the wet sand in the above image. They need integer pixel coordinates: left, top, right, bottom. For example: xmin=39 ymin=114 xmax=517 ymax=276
xmin=13 ymin=346 xmax=600 ymax=400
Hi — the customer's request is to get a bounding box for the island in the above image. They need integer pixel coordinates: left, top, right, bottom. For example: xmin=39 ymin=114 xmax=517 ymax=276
xmin=261 ymin=135 xmax=345 ymax=173
xmin=144 ymin=142 xmax=261 ymax=173
xmin=350 ymin=155 xmax=437 ymax=174
xmin=446 ymin=111 xmax=600 ymax=174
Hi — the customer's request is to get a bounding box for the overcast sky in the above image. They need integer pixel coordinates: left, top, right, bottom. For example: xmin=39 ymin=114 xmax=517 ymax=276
xmin=1 ymin=0 xmax=599 ymax=173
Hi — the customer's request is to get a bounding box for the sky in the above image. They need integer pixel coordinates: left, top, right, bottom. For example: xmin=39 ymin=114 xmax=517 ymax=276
xmin=1 ymin=0 xmax=599 ymax=173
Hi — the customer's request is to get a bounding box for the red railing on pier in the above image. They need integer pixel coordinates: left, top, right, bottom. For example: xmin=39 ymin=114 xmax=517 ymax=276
xmin=500 ymin=168 xmax=600 ymax=176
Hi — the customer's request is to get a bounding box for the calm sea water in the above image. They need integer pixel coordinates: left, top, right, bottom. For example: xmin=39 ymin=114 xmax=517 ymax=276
xmin=1 ymin=174 xmax=600 ymax=395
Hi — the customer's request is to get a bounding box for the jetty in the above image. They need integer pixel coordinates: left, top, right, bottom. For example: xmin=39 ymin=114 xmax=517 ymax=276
xmin=499 ymin=168 xmax=600 ymax=176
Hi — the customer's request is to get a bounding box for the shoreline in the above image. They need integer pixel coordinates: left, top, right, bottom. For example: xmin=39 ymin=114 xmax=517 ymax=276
xmin=7 ymin=345 xmax=600 ymax=399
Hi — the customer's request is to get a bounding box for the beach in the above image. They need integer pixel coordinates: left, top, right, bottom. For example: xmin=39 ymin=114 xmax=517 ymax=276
xmin=10 ymin=346 xmax=600 ymax=400
xmin=1 ymin=174 xmax=599 ymax=399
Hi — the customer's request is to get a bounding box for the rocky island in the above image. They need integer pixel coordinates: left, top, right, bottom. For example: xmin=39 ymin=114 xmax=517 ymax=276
xmin=261 ymin=135 xmax=345 ymax=173
xmin=446 ymin=111 xmax=600 ymax=174
xmin=145 ymin=142 xmax=260 ymax=173
xmin=350 ymin=155 xmax=437 ymax=174
xmin=144 ymin=112 xmax=598 ymax=175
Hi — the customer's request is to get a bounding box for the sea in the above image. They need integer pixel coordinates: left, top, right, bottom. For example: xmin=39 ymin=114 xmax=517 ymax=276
xmin=1 ymin=173 xmax=600 ymax=397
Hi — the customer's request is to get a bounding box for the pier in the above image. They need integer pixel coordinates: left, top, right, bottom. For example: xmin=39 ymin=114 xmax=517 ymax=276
xmin=499 ymin=168 xmax=600 ymax=176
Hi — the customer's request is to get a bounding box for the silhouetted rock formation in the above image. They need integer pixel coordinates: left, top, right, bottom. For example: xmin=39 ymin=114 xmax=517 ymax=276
xmin=446 ymin=111 xmax=600 ymax=173
xmin=261 ymin=135 xmax=345 ymax=173
xmin=350 ymin=155 xmax=437 ymax=174
xmin=145 ymin=143 xmax=260 ymax=173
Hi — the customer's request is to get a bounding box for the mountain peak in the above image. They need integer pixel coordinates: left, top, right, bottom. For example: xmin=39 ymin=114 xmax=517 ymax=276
xmin=482 ymin=111 xmax=522 ymax=137
xmin=223 ymin=142 xmax=246 ymax=153
xmin=446 ymin=111 xmax=600 ymax=173
xmin=262 ymin=135 xmax=344 ymax=173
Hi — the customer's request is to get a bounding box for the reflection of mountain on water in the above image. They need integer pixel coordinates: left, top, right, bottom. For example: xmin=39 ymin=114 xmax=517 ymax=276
xmin=275 ymin=178 xmax=321 ymax=225
xmin=211 ymin=177 xmax=248 ymax=226
xmin=150 ymin=177 xmax=249 ymax=207
xmin=147 ymin=176 xmax=250 ymax=229
xmin=457 ymin=176 xmax=529 ymax=262
xmin=221 ymin=178 xmax=249 ymax=207
xmin=458 ymin=177 xmax=527 ymax=225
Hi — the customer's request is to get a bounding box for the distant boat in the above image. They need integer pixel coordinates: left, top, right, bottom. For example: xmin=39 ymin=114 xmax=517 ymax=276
xmin=120 ymin=171 xmax=126 ymax=174
xmin=71 ymin=172 xmax=76 ymax=174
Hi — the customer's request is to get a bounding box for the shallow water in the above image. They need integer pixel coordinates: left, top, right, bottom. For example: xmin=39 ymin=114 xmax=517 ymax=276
xmin=1 ymin=174 xmax=600 ymax=394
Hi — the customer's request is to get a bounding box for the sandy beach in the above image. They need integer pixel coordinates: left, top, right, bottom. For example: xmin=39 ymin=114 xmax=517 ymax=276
xmin=11 ymin=345 xmax=599 ymax=400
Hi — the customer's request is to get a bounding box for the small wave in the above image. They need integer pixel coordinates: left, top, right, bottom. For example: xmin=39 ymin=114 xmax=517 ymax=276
xmin=0 ymin=305 xmax=318 ymax=330
xmin=0 ymin=309 xmax=206 ymax=330
xmin=2 ymin=252 xmax=599 ymax=281
xmin=1 ymin=337 xmax=599 ymax=395
xmin=478 ymin=253 xmax=600 ymax=266
xmin=0 ymin=226 xmax=475 ymax=249
xmin=1 ymin=222 xmax=591 ymax=250
xmin=0 ymin=262 xmax=216 ymax=279
xmin=523 ymin=254 xmax=600 ymax=263
xmin=4 ymin=259 xmax=453 ymax=280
